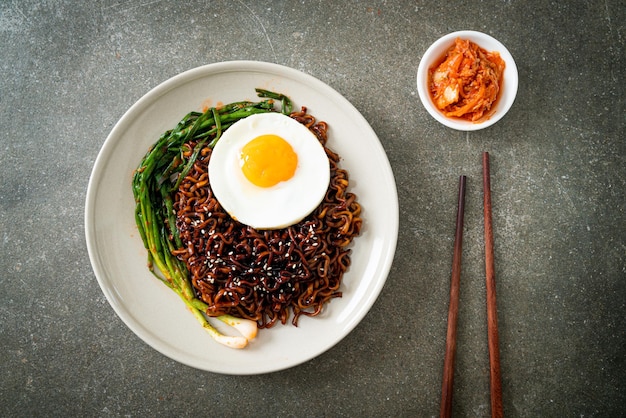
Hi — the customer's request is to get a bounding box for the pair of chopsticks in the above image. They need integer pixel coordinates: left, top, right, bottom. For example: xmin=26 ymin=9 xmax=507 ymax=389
xmin=440 ymin=152 xmax=503 ymax=418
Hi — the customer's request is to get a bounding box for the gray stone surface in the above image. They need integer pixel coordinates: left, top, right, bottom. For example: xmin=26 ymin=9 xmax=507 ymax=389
xmin=1 ymin=1 xmax=624 ymax=416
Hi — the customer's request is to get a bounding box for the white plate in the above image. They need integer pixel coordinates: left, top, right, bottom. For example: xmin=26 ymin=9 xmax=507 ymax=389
xmin=85 ymin=61 xmax=398 ymax=375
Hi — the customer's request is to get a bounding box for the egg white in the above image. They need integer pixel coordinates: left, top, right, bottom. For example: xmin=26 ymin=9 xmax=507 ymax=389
xmin=208 ymin=112 xmax=331 ymax=229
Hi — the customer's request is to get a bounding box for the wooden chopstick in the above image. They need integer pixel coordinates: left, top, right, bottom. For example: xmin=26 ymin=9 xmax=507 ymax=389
xmin=482 ymin=152 xmax=504 ymax=418
xmin=440 ymin=175 xmax=467 ymax=418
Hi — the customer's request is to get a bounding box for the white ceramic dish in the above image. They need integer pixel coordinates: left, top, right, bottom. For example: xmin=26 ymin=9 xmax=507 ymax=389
xmin=85 ymin=61 xmax=398 ymax=375
xmin=416 ymin=30 xmax=518 ymax=131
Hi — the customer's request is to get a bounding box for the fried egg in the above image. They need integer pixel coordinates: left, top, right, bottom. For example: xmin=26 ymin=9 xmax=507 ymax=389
xmin=208 ymin=112 xmax=330 ymax=229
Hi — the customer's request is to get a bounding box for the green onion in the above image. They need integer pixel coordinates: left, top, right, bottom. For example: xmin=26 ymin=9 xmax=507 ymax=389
xmin=132 ymin=89 xmax=291 ymax=348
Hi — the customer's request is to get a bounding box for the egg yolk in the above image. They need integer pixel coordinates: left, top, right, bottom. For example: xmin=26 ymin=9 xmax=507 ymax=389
xmin=240 ymin=134 xmax=298 ymax=188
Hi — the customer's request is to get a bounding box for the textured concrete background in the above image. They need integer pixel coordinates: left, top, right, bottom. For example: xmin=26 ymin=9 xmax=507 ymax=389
xmin=1 ymin=1 xmax=624 ymax=417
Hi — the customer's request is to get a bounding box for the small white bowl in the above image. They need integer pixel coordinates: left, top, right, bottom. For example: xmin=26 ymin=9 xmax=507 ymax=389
xmin=417 ymin=30 xmax=518 ymax=131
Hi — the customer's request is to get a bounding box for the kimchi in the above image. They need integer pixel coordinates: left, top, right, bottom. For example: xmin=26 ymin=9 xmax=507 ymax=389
xmin=429 ymin=38 xmax=505 ymax=121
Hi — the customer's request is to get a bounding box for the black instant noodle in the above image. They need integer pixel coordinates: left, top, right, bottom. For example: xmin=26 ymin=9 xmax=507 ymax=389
xmin=172 ymin=107 xmax=362 ymax=328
